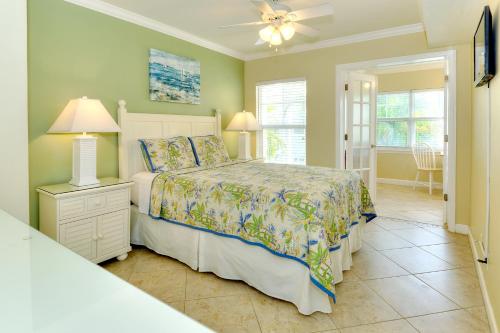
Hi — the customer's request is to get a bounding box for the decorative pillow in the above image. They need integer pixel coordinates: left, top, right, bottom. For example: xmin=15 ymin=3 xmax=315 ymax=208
xmin=138 ymin=136 xmax=197 ymax=173
xmin=189 ymin=135 xmax=231 ymax=167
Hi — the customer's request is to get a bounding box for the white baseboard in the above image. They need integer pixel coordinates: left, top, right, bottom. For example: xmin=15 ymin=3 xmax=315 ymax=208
xmin=377 ymin=177 xmax=443 ymax=190
xmin=468 ymin=228 xmax=499 ymax=333
xmin=454 ymin=224 xmax=470 ymax=235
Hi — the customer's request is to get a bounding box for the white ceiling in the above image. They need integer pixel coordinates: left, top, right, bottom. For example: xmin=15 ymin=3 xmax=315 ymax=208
xmin=420 ymin=0 xmax=488 ymax=47
xmin=98 ymin=0 xmax=422 ymax=57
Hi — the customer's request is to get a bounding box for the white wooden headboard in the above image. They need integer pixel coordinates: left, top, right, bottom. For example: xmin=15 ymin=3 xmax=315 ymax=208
xmin=117 ymin=100 xmax=222 ymax=180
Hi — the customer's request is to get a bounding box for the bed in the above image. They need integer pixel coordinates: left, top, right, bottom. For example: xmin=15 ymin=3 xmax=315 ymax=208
xmin=117 ymin=100 xmax=376 ymax=315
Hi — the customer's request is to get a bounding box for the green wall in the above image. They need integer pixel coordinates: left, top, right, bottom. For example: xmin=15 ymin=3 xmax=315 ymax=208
xmin=28 ymin=0 xmax=244 ymax=228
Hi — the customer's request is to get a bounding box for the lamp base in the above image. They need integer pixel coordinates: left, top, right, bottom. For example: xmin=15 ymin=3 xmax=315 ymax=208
xmin=70 ymin=135 xmax=100 ymax=187
xmin=237 ymin=131 xmax=252 ymax=160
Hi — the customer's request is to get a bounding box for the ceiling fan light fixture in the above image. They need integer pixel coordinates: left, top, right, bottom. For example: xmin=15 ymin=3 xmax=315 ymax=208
xmin=270 ymin=28 xmax=282 ymax=45
xmin=259 ymin=25 xmax=274 ymax=42
xmin=279 ymin=22 xmax=295 ymax=41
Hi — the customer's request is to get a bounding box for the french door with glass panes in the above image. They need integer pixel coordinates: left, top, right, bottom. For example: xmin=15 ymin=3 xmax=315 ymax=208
xmin=345 ymin=73 xmax=377 ymax=200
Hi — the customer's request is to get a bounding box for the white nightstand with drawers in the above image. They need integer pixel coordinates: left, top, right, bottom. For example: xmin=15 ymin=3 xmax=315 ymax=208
xmin=37 ymin=177 xmax=133 ymax=264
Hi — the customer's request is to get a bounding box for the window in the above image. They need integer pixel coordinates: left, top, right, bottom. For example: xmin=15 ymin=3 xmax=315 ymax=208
xmin=256 ymin=80 xmax=306 ymax=165
xmin=376 ymin=89 xmax=444 ymax=151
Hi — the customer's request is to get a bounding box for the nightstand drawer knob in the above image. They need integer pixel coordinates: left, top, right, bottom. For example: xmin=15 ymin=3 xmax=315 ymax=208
xmin=98 ymin=234 xmax=103 ymax=239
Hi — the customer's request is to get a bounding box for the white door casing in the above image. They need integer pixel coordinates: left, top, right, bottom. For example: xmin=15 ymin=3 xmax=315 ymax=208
xmin=335 ymin=50 xmax=457 ymax=232
xmin=345 ymin=73 xmax=378 ymax=201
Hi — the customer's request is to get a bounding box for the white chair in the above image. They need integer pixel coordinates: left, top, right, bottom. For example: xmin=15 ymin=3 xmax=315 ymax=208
xmin=412 ymin=143 xmax=442 ymax=195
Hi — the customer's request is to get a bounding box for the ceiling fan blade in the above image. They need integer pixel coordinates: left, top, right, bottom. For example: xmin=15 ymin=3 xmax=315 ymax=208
xmin=255 ymin=38 xmax=267 ymax=45
xmin=219 ymin=21 xmax=267 ymax=28
xmin=293 ymin=23 xmax=320 ymax=38
xmin=288 ymin=3 xmax=334 ymax=21
xmin=251 ymin=0 xmax=276 ymax=14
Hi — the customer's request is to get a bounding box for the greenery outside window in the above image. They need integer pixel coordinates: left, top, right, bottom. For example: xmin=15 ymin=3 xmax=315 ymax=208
xmin=377 ymin=89 xmax=444 ymax=151
xmin=256 ymin=80 xmax=306 ymax=165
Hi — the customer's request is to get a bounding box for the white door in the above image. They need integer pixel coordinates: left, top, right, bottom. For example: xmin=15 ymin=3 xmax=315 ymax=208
xmin=442 ymin=71 xmax=449 ymax=225
xmin=59 ymin=217 xmax=97 ymax=261
xmin=345 ymin=73 xmax=378 ymax=200
xmin=96 ymin=210 xmax=129 ymax=259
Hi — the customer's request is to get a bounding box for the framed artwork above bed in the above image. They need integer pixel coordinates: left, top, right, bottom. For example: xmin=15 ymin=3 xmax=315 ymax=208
xmin=149 ymin=48 xmax=201 ymax=104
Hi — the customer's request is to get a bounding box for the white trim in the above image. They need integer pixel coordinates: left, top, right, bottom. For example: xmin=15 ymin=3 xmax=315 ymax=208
xmin=64 ymin=0 xmax=246 ymax=60
xmin=246 ymin=24 xmax=424 ymax=61
xmin=61 ymin=1 xmax=424 ymax=62
xmin=454 ymin=223 xmax=469 ymax=235
xmin=256 ymin=77 xmax=307 ymax=86
xmin=376 ymin=147 xmax=413 ymax=153
xmin=335 ymin=50 xmax=457 ymax=233
xmin=377 ymin=178 xmax=442 ymax=189
xmin=469 ymin=230 xmax=499 ymax=333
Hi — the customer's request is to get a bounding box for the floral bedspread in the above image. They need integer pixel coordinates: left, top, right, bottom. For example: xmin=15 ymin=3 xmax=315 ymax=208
xmin=149 ymin=161 xmax=376 ymax=299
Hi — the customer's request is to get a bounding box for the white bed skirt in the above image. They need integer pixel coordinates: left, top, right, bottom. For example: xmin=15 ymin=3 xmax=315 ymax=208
xmin=130 ymin=205 xmax=363 ymax=315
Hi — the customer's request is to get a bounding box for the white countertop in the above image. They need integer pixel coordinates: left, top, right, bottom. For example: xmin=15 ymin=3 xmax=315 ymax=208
xmin=0 ymin=210 xmax=212 ymax=333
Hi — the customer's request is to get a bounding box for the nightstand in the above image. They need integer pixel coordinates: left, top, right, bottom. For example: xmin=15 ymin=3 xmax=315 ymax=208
xmin=37 ymin=177 xmax=133 ymax=264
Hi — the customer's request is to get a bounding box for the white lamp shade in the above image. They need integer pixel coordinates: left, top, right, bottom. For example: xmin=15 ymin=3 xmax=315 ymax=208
xmin=48 ymin=96 xmax=121 ymax=133
xmin=226 ymin=111 xmax=261 ymax=132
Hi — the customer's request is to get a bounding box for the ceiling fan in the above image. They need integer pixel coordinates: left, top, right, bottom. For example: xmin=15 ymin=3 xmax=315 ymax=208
xmin=220 ymin=0 xmax=334 ymax=47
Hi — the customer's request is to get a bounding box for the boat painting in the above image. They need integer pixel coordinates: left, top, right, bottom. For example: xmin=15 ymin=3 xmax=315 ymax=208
xmin=149 ymin=48 xmax=200 ymax=104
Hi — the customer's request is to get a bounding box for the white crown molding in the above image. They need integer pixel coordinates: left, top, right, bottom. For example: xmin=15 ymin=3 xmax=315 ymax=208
xmin=64 ymin=0 xmax=424 ymax=62
xmin=245 ymin=23 xmax=425 ymax=61
xmin=64 ymin=0 xmax=247 ymax=60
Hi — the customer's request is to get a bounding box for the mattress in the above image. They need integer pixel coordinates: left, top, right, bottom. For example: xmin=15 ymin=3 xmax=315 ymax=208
xmin=131 ymin=172 xmax=156 ymax=214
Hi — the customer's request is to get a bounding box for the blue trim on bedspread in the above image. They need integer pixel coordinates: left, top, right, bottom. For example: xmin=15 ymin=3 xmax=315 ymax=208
xmin=148 ymin=211 xmax=377 ymax=302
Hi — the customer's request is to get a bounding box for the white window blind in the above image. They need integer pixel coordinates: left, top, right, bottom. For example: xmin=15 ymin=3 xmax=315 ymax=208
xmin=257 ymin=80 xmax=306 ymax=165
xmin=376 ymin=89 xmax=444 ymax=151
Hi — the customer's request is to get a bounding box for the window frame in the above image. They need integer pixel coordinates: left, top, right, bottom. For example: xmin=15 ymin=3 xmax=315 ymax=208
xmin=255 ymin=78 xmax=307 ymax=165
xmin=376 ymin=88 xmax=445 ymax=152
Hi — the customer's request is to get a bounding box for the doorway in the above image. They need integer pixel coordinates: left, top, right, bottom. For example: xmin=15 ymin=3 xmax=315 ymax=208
xmin=336 ymin=51 xmax=456 ymax=231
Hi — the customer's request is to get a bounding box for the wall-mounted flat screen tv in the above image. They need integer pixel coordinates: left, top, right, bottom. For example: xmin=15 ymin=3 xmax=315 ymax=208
xmin=474 ymin=6 xmax=495 ymax=87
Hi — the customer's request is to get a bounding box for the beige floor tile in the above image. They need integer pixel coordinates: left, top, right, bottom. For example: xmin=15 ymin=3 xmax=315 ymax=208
xmin=339 ymin=319 xmax=417 ymax=333
xmin=351 ymin=247 xmax=409 ymax=280
xmin=421 ymin=226 xmax=469 ymax=245
xmin=363 ymin=222 xmax=386 ymax=233
xmin=374 ymin=218 xmax=418 ymax=231
xmin=185 ymin=295 xmax=261 ymax=333
xmin=407 ymin=309 xmax=490 ymax=333
xmin=329 ymin=282 xmax=400 ymax=328
xmin=466 ymin=306 xmax=489 ymax=323
xmin=185 ymin=270 xmax=250 ymax=300
xmin=363 ymin=231 xmax=414 ymax=250
xmin=100 ymin=256 xmax=137 ymax=281
xmin=364 ymin=275 xmax=459 ymax=317
xmin=132 ymin=249 xmax=188 ymax=274
xmin=249 ymin=289 xmax=336 ymax=333
xmin=416 ymin=269 xmax=484 ymax=308
xmin=390 ymin=228 xmax=449 ymax=246
xmin=420 ymin=243 xmax=474 ymax=268
xmin=167 ymin=301 xmax=185 ymax=313
xmin=376 ymin=184 xmax=444 ymax=226
xmin=128 ymin=269 xmax=187 ymax=303
xmin=339 ymin=269 xmax=360 ymax=282
xmin=381 ymin=247 xmax=454 ymax=274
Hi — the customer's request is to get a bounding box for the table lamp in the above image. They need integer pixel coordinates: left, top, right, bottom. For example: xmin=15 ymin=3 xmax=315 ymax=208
xmin=226 ymin=110 xmax=261 ymax=160
xmin=48 ymin=96 xmax=121 ymax=187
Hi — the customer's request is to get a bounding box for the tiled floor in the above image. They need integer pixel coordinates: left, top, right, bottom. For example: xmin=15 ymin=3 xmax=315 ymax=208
xmin=101 ymin=216 xmax=489 ymax=332
xmin=376 ymin=183 xmax=444 ymax=225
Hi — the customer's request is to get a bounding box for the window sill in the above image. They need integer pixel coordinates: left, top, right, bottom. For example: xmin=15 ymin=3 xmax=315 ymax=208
xmin=376 ymin=147 xmax=412 ymax=154
xmin=376 ymin=147 xmax=444 ymax=156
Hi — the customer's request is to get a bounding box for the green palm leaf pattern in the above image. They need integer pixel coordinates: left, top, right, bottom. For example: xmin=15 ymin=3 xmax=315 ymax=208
xmin=149 ymin=162 xmax=376 ymax=296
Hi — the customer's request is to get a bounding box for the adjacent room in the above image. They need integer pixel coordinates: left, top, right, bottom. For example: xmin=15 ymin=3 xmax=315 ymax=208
xmin=2 ymin=0 xmax=500 ymax=332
